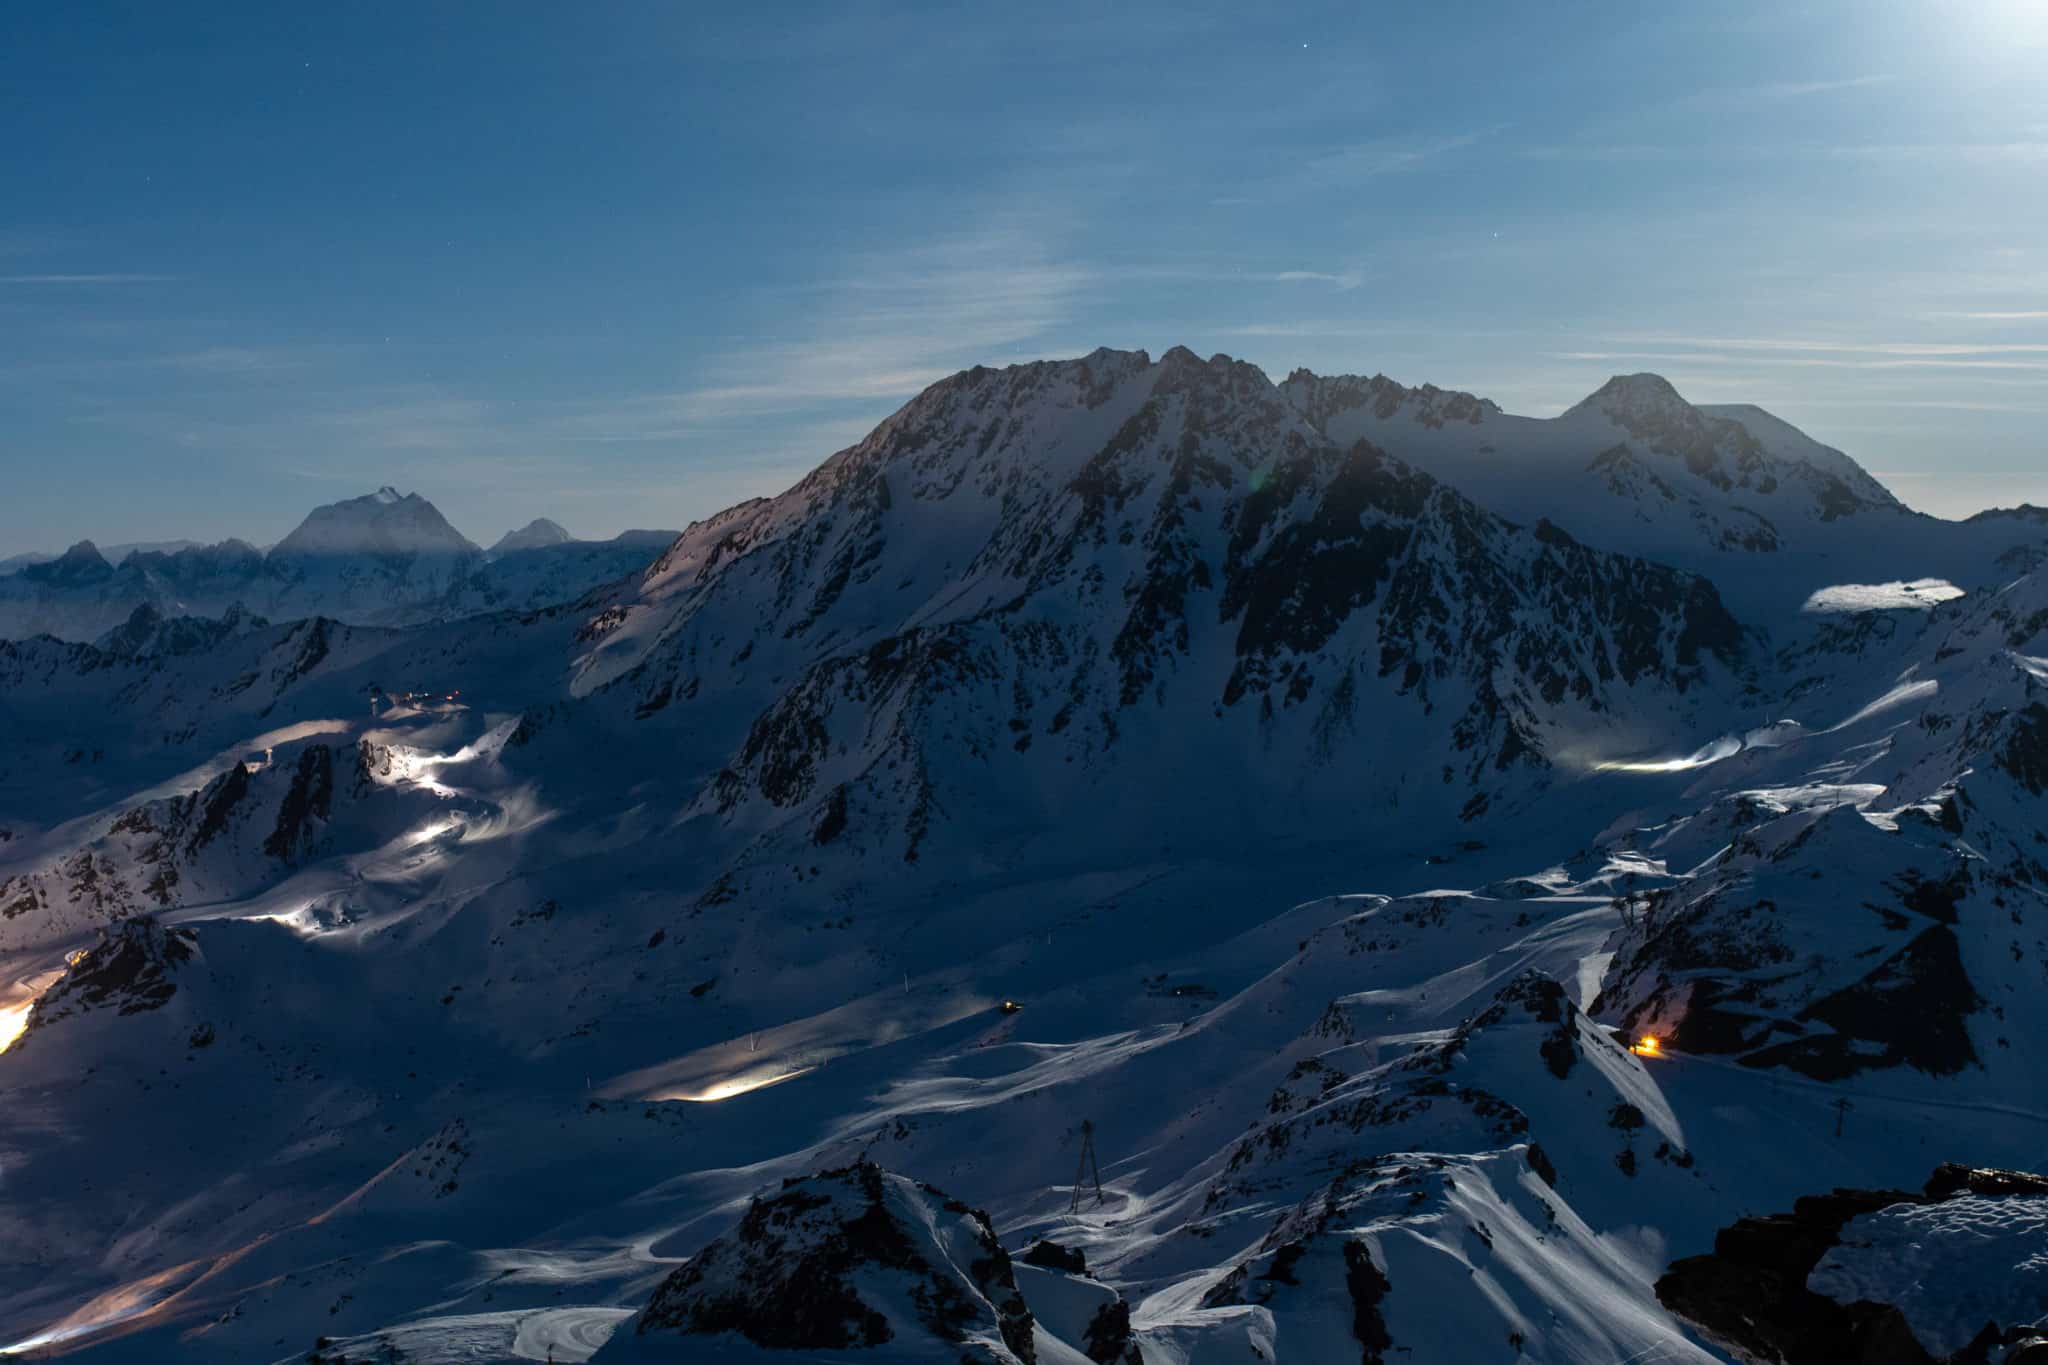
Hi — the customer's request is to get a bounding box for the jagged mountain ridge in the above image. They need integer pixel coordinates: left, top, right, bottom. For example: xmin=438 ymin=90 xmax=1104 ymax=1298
xmin=555 ymin=348 xmax=1746 ymax=887
xmin=0 ymin=488 xmax=682 ymax=643
xmin=1277 ymin=365 xmax=2044 ymax=616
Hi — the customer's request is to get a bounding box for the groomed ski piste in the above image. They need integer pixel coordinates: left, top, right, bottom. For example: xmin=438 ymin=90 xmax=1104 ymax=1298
xmin=2 ymin=351 xmax=2046 ymax=1363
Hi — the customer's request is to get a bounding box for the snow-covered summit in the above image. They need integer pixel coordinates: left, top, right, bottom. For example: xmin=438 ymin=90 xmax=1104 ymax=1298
xmin=272 ymin=487 xmax=480 ymax=562
xmin=1267 ymin=359 xmax=2025 ymax=614
xmin=1566 ymin=371 xmax=1697 ymax=426
xmin=488 ymin=517 xmax=575 ymax=556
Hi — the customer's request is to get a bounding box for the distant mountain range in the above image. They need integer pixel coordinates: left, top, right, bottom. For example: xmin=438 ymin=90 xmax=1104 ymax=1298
xmin=0 ymin=487 xmax=680 ymax=642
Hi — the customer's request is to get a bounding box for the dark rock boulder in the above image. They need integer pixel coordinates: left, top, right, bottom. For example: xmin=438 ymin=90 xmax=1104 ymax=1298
xmin=1658 ymin=1165 xmax=2048 ymax=1364
xmin=20 ymin=915 xmax=196 ymax=1039
xmin=599 ymin=1161 xmax=1035 ymax=1362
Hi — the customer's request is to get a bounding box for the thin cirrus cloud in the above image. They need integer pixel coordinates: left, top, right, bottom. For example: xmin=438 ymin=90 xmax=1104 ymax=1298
xmin=1115 ymin=263 xmax=1366 ymax=291
xmin=0 ymin=273 xmax=175 ymax=284
xmin=1305 ymin=128 xmax=1500 ymax=180
xmin=157 ymin=347 xmax=310 ymax=374
xmin=1586 ymin=334 xmax=2048 ymax=358
xmin=556 ymin=230 xmax=1094 ymax=444
xmin=1555 ymin=349 xmax=2048 ymax=373
xmin=1524 ymin=139 xmax=2048 ymax=165
xmin=1671 ymin=73 xmax=1894 ymax=111
xmin=1261 ymin=269 xmax=1365 ymax=289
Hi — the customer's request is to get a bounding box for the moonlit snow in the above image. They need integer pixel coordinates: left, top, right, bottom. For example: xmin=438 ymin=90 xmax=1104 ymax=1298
xmin=1809 ymin=1196 xmax=2048 ymax=1357
xmin=1801 ymin=577 xmax=1966 ymax=613
xmin=3 ymin=352 xmax=2047 ymax=1362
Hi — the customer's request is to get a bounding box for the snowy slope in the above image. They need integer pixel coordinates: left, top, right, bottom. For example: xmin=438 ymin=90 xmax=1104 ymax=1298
xmin=1 ymin=348 xmax=2046 ymax=1365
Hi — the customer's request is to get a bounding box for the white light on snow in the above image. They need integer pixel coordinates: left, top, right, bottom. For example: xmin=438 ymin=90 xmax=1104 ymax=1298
xmin=0 ymin=1000 xmax=30 ymax=1055
xmin=1591 ymin=734 xmax=1743 ymax=774
xmin=1802 ymin=579 xmax=1964 ymax=614
xmin=667 ymin=1065 xmax=815 ymax=1103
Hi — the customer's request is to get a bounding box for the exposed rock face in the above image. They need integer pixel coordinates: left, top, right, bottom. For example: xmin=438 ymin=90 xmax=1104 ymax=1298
xmin=0 ymin=737 xmax=441 ymax=953
xmin=1658 ymin=1165 xmax=2048 ymax=1365
xmin=589 ymin=348 xmax=1745 ymax=886
xmin=1594 ymin=581 xmax=2048 ymax=1087
xmin=1208 ymin=967 xmax=1671 ymax=1222
xmin=19 ymin=915 xmax=196 ymax=1038
xmin=607 ymin=1162 xmax=1035 ymax=1362
xmin=1567 ymin=374 xmax=1893 ymax=519
xmin=1019 ymin=1239 xmax=1087 ymax=1275
xmin=23 ymin=542 xmax=117 ymax=588
xmin=1594 ymin=807 xmax=1989 ymax=1080
xmin=1010 ymin=1253 xmax=1144 ymax=1365
xmin=93 ymin=602 xmax=269 ymax=659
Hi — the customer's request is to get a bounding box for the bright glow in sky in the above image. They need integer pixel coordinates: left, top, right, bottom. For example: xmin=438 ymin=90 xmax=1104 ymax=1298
xmin=1 ymin=1 xmax=2043 ymax=551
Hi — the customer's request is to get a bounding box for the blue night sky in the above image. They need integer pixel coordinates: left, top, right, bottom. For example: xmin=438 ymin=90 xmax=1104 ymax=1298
xmin=4 ymin=1 xmax=2044 ymax=552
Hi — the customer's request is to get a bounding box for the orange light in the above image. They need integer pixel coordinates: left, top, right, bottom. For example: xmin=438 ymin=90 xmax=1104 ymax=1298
xmin=1632 ymin=1035 xmax=1662 ymax=1057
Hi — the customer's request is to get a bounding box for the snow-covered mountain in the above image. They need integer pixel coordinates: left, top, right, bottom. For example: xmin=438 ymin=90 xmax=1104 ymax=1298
xmin=490 ymin=517 xmax=576 ymax=556
xmin=0 ymin=539 xmax=204 ymax=577
xmin=1279 ymin=366 xmax=2042 ymax=618
xmin=1 ymin=347 xmax=2046 ymax=1364
xmin=0 ymin=489 xmax=682 ymax=642
xmin=263 ymin=485 xmax=483 ymax=618
xmin=552 ymin=349 xmax=1744 ymax=897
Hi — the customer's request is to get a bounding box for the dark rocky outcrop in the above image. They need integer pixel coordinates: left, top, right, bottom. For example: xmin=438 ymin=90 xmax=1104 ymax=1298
xmin=1657 ymin=1164 xmax=2048 ymax=1364
xmin=606 ymin=1161 xmax=1035 ymax=1362
xmin=1020 ymin=1238 xmax=1087 ymax=1275
xmin=19 ymin=915 xmax=196 ymax=1040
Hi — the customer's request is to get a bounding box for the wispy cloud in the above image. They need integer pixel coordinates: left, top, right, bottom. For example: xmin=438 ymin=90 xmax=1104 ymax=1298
xmin=1555 ymin=348 xmax=2048 ymax=373
xmin=1594 ymin=334 xmax=2048 ymax=357
xmin=1306 ymin=128 xmax=1497 ymax=180
xmin=1674 ymin=73 xmax=1893 ymax=111
xmin=1925 ymin=310 xmax=2048 ymax=321
xmin=1523 ymin=138 xmax=2048 ymax=166
xmin=1215 ymin=322 xmax=1413 ymax=340
xmin=157 ymin=347 xmax=308 ymax=374
xmin=1829 ymin=141 xmax=2048 ymax=165
xmin=1520 ymin=144 xmax=1697 ymax=162
xmin=0 ymin=273 xmax=175 ymax=285
xmin=1263 ymin=269 xmax=1365 ymax=289
xmin=1109 ymin=262 xmax=1366 ymax=291
xmin=555 ymin=227 xmax=1092 ymax=444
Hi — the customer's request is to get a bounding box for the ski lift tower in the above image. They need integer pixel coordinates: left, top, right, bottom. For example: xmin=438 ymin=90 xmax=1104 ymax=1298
xmin=1068 ymin=1119 xmax=1105 ymax=1214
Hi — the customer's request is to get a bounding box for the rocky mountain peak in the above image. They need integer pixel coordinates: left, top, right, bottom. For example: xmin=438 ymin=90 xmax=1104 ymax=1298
xmin=18 ymin=915 xmax=196 ymax=1042
xmin=272 ymin=488 xmax=480 ymax=561
xmin=489 ymin=517 xmax=574 ymax=555
xmin=23 ymin=540 xmax=115 ymax=587
xmin=1279 ymin=367 xmax=1501 ymax=431
xmin=1571 ymin=372 xmax=1697 ymax=426
xmin=608 ymin=1162 xmax=1035 ymax=1362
